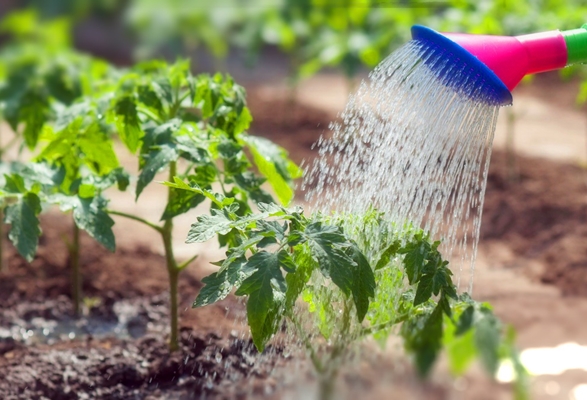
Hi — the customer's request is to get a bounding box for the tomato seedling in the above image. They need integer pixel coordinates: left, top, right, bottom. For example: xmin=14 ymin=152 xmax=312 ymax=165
xmin=104 ymin=59 xmax=301 ymax=351
xmin=187 ymin=203 xmax=527 ymax=399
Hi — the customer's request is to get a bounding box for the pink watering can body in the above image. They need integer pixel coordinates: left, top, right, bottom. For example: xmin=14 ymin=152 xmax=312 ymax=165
xmin=411 ymin=25 xmax=587 ymax=105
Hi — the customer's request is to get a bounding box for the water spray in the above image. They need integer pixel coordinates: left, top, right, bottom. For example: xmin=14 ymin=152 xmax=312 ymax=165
xmin=411 ymin=24 xmax=587 ymax=105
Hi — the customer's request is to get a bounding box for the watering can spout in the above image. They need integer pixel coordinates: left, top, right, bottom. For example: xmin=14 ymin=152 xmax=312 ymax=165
xmin=411 ymin=24 xmax=587 ymax=105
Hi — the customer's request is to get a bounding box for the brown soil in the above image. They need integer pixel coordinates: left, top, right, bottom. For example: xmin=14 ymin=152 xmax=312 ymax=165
xmin=482 ymin=149 xmax=587 ymax=296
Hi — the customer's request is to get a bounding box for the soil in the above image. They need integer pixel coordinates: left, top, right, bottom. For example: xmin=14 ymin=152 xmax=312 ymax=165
xmin=2 ymin=75 xmax=587 ymax=400
xmin=482 ymin=150 xmax=587 ymax=296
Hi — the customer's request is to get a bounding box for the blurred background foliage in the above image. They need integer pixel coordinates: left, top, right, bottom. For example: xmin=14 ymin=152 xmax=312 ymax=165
xmin=1 ymin=0 xmax=587 ymax=91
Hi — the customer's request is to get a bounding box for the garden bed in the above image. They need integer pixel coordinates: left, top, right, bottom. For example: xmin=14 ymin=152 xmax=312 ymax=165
xmin=1 ymin=89 xmax=586 ymax=399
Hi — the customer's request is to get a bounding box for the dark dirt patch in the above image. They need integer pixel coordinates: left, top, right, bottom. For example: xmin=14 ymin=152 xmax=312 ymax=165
xmin=0 ymin=210 xmax=287 ymax=399
xmin=0 ymin=328 xmax=283 ymax=400
xmin=482 ymin=149 xmax=587 ymax=295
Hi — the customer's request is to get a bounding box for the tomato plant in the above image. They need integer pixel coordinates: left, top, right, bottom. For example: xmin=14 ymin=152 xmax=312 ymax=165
xmin=97 ymin=59 xmax=299 ymax=350
xmin=186 ymin=203 xmax=527 ymax=399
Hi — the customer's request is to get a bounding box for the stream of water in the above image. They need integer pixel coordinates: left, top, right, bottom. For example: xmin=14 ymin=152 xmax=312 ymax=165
xmin=304 ymin=40 xmax=500 ymax=292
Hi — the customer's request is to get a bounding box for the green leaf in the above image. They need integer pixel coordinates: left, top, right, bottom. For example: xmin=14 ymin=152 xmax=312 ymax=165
xmin=3 ymin=173 xmax=27 ymax=194
xmin=77 ymin=123 xmax=119 ymax=176
xmin=375 ymin=240 xmax=401 ymax=270
xmin=163 ymin=177 xmax=235 ymax=208
xmin=285 ymin=247 xmax=314 ymax=308
xmin=187 ymin=209 xmax=234 ymax=243
xmin=19 ymin=86 xmax=50 ymax=149
xmin=414 ymin=272 xmax=434 ymax=306
xmin=193 ymin=256 xmax=251 ymax=307
xmin=234 ymin=251 xmax=287 ymax=351
xmin=242 ymin=135 xmax=301 ymax=206
xmin=455 ymin=305 xmax=475 ymax=336
xmin=136 ymin=144 xmax=178 ymax=199
xmin=349 ymin=244 xmax=375 ymax=321
xmin=444 ymin=315 xmax=477 ymax=375
xmin=53 ymin=193 xmax=115 ymax=252
xmin=474 ymin=308 xmax=501 ymax=375
xmin=72 ymin=196 xmax=116 ymax=252
xmin=4 ymin=192 xmax=41 ymax=261
xmin=161 ymin=188 xmax=206 ymax=220
xmin=400 ymin=237 xmax=429 ymax=284
xmin=113 ymin=96 xmax=143 ymax=153
xmin=303 ymin=222 xmax=354 ymax=296
xmin=415 ymin=305 xmax=443 ymax=376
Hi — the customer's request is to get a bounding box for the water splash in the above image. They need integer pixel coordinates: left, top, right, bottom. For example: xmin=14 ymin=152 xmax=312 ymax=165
xmin=304 ymin=40 xmax=500 ymax=292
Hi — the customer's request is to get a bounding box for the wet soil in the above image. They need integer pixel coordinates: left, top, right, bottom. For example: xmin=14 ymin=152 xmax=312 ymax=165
xmin=0 ymin=213 xmax=285 ymax=399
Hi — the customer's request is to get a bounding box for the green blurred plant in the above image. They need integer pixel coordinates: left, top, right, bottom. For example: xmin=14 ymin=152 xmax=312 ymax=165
xmin=187 ymin=204 xmax=528 ymax=400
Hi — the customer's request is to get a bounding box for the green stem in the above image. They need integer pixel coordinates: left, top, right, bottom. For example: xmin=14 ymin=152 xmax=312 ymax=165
xmin=318 ymin=374 xmax=336 ymax=400
xmin=287 ymin=311 xmax=324 ymax=373
xmin=164 ymin=161 xmax=180 ymax=352
xmin=71 ymin=222 xmax=81 ymax=317
xmin=359 ymin=313 xmax=408 ymax=337
xmin=177 ymin=253 xmax=198 ymax=271
xmin=106 ymin=210 xmax=163 ymax=233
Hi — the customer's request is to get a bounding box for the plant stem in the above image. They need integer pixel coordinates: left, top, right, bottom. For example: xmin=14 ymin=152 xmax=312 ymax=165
xmin=163 ymin=161 xmax=180 ymax=351
xmin=318 ymin=374 xmax=336 ymax=400
xmin=71 ymin=221 xmax=82 ymax=317
xmin=106 ymin=210 xmax=163 ymax=233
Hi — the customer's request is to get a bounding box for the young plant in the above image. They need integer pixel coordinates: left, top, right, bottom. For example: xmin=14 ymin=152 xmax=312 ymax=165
xmin=104 ymin=59 xmax=301 ymax=351
xmin=187 ymin=203 xmax=527 ymax=400
xmin=0 ymin=8 xmax=117 ymax=276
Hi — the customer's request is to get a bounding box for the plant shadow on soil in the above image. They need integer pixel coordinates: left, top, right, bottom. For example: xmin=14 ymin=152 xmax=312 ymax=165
xmin=1 ymin=91 xmax=587 ymax=399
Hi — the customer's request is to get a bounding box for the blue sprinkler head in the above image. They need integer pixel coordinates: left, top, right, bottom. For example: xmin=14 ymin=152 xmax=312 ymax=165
xmin=411 ymin=25 xmax=513 ymax=106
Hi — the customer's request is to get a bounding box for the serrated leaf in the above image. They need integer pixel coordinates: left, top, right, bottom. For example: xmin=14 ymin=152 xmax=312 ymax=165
xmin=400 ymin=239 xmax=429 ymax=285
xmin=375 ymin=240 xmax=401 ymax=270
xmin=285 ymin=248 xmax=314 ymax=308
xmin=19 ymin=85 xmax=50 ymax=149
xmin=72 ymin=196 xmax=115 ymax=252
xmin=277 ymin=250 xmax=296 ymax=273
xmin=77 ymin=123 xmax=119 ymax=176
xmin=187 ymin=211 xmax=234 ymax=243
xmin=474 ymin=309 xmax=501 ymax=375
xmin=349 ymin=244 xmax=375 ymax=321
xmin=304 ymin=222 xmax=354 ymax=296
xmin=234 ymin=251 xmax=286 ymax=352
xmin=113 ymin=96 xmax=142 ymax=153
xmin=14 ymin=162 xmax=65 ymax=188
xmin=193 ymin=256 xmax=250 ymax=307
xmin=414 ymin=269 xmax=434 ymax=306
xmin=256 ymin=219 xmax=287 ymax=241
xmin=3 ymin=173 xmax=27 ymax=194
xmin=455 ymin=305 xmax=475 ymax=336
xmin=242 ymin=135 xmax=301 ymax=206
xmin=444 ymin=315 xmax=477 ymax=375
xmin=90 ymin=167 xmax=129 ymax=191
xmin=415 ymin=304 xmax=443 ymax=377
xmin=163 ymin=177 xmax=235 ymax=208
xmin=5 ymin=192 xmax=41 ymax=261
xmin=136 ymin=143 xmax=178 ymax=199
xmin=161 ymin=188 xmax=206 ymax=220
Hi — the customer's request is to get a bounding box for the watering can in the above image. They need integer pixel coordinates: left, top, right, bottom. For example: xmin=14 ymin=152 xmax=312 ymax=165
xmin=411 ymin=24 xmax=587 ymax=106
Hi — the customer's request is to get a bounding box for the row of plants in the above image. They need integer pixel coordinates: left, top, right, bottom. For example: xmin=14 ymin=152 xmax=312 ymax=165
xmin=0 ymin=8 xmax=528 ymax=398
xmin=0 ymin=63 xmax=528 ymax=400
